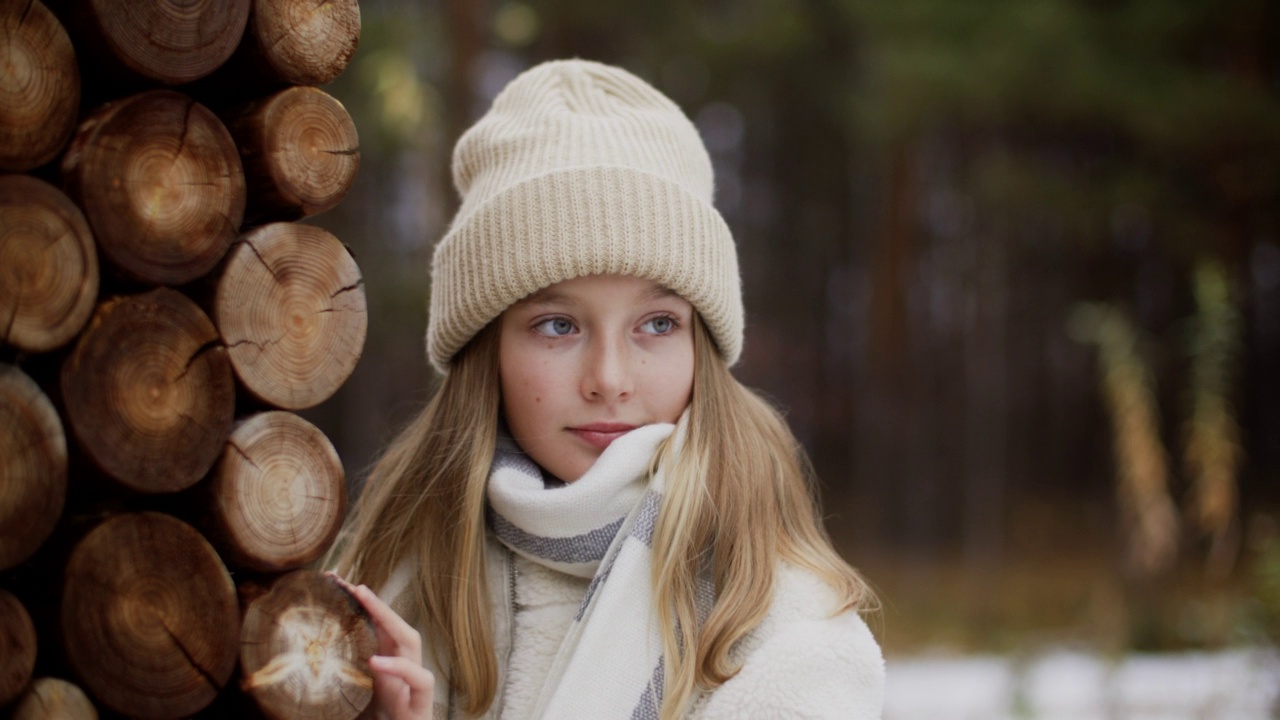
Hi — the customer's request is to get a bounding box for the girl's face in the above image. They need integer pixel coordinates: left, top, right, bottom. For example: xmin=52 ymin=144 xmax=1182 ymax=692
xmin=498 ymin=274 xmax=695 ymax=483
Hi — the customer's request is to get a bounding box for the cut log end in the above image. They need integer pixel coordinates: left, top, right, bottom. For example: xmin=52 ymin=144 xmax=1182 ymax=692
xmin=230 ymin=86 xmax=360 ymax=223
xmin=0 ymin=175 xmax=99 ymax=353
xmin=209 ymin=411 xmax=346 ymax=572
xmin=240 ymin=570 xmax=377 ymax=720
xmin=62 ymin=90 xmax=246 ymax=286
xmin=86 ymin=0 xmax=251 ymax=84
xmin=0 ymin=0 xmax=80 ymax=171
xmin=215 ymin=223 xmax=366 ymax=410
xmin=61 ymin=288 xmax=234 ymax=494
xmin=0 ymin=364 xmax=67 ymax=571
xmin=11 ymin=678 xmax=99 ymax=720
xmin=62 ymin=512 xmax=239 ymax=719
xmin=251 ymin=0 xmax=362 ymax=86
xmin=0 ymin=590 xmax=37 ymax=706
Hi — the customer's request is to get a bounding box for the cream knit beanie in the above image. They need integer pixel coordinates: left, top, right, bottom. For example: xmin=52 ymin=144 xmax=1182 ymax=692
xmin=426 ymin=58 xmax=743 ymax=373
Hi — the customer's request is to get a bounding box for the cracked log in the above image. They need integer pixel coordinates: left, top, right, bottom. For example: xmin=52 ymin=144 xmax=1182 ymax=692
xmin=0 ymin=0 xmax=80 ymax=171
xmin=214 ymin=222 xmax=366 ymax=410
xmin=205 ymin=411 xmax=346 ymax=572
xmin=224 ymin=86 xmax=360 ymax=224
xmin=246 ymin=0 xmax=361 ymax=86
xmin=61 ymin=89 xmax=246 ymax=286
xmin=62 ymin=512 xmax=238 ymax=718
xmin=0 ymin=590 xmax=37 ymax=706
xmin=66 ymin=0 xmax=250 ymax=85
xmin=61 ymin=288 xmax=234 ymax=494
xmin=0 ymin=365 xmax=67 ymax=571
xmin=240 ymin=570 xmax=376 ymax=720
xmin=10 ymin=678 xmax=98 ymax=720
xmin=0 ymin=175 xmax=99 ymax=353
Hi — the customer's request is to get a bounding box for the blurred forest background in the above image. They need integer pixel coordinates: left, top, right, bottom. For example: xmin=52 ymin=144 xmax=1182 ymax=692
xmin=303 ymin=0 xmax=1280 ymax=658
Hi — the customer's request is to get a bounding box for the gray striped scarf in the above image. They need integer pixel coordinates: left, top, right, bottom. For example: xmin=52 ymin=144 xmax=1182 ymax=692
xmin=487 ymin=422 xmax=686 ymax=719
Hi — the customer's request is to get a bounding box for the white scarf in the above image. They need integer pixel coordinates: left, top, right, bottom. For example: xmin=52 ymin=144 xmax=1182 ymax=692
xmin=487 ymin=421 xmax=691 ymax=719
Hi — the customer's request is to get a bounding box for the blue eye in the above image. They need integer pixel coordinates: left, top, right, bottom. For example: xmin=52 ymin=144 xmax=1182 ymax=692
xmin=534 ymin=317 xmax=576 ymax=336
xmin=641 ymin=316 xmax=677 ymax=335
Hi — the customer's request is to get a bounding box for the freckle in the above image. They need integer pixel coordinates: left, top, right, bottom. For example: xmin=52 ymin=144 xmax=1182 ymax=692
xmin=535 ymin=397 xmax=542 ymax=403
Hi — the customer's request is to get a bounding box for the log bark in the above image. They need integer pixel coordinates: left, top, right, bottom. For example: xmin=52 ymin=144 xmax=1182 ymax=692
xmin=0 ymin=365 xmax=67 ymax=571
xmin=0 ymin=0 xmax=80 ymax=171
xmin=240 ymin=570 xmax=376 ymax=720
xmin=206 ymin=411 xmax=346 ymax=572
xmin=0 ymin=590 xmax=37 ymax=706
xmin=70 ymin=0 xmax=250 ymax=85
xmin=225 ymin=86 xmax=360 ymax=224
xmin=214 ymin=223 xmax=366 ymax=410
xmin=61 ymin=90 xmax=246 ymax=286
xmin=247 ymin=0 xmax=361 ymax=86
xmin=60 ymin=288 xmax=234 ymax=494
xmin=61 ymin=512 xmax=239 ymax=719
xmin=11 ymin=677 xmax=98 ymax=720
xmin=0 ymin=175 xmax=99 ymax=353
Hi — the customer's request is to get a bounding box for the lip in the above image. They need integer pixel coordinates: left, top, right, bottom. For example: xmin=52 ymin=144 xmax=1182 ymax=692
xmin=568 ymin=422 xmax=638 ymax=450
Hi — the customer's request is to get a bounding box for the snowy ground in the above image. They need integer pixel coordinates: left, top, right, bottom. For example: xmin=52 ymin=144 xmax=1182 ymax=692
xmin=884 ymin=648 xmax=1280 ymax=720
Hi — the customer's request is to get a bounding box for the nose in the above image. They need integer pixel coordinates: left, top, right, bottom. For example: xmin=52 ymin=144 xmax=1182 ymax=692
xmin=581 ymin=331 xmax=633 ymax=402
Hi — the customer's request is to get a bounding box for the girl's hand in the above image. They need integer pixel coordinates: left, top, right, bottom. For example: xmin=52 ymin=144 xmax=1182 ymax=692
xmin=328 ymin=572 xmax=435 ymax=720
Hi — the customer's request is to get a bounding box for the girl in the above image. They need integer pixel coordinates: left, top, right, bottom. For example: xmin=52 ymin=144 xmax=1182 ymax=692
xmin=331 ymin=59 xmax=884 ymax=720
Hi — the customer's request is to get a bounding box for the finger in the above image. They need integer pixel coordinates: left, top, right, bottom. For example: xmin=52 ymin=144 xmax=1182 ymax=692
xmin=370 ymin=655 xmax=435 ymax=717
xmin=349 ymin=584 xmax=422 ymax=661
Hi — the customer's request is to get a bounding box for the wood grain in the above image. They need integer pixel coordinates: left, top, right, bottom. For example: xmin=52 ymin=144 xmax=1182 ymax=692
xmin=60 ymin=288 xmax=234 ymax=494
xmin=61 ymin=512 xmax=239 ymax=719
xmin=0 ymin=175 xmax=99 ymax=353
xmin=214 ymin=222 xmax=366 ymax=410
xmin=0 ymin=364 xmax=67 ymax=571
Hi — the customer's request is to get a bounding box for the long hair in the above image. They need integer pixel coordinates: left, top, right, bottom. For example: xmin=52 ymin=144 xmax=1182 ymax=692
xmin=330 ymin=322 xmax=501 ymax=715
xmin=333 ymin=313 xmax=873 ymax=718
xmin=651 ymin=315 xmax=873 ymax=718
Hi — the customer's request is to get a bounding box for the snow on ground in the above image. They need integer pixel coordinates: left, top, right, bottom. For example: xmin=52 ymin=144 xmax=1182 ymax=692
xmin=884 ymin=648 xmax=1280 ymax=720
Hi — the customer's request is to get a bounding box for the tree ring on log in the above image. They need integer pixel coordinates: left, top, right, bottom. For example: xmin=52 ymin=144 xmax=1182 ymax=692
xmin=250 ymin=0 xmax=361 ymax=86
xmin=240 ymin=570 xmax=376 ymax=720
xmin=0 ymin=0 xmax=80 ymax=171
xmin=0 ymin=175 xmax=99 ymax=353
xmin=63 ymin=90 xmax=245 ymax=286
xmin=215 ymin=223 xmax=366 ymax=410
xmin=86 ymin=0 xmax=250 ymax=84
xmin=0 ymin=590 xmax=37 ymax=705
xmin=62 ymin=512 xmax=239 ymax=719
xmin=0 ymin=364 xmax=67 ymax=571
xmin=61 ymin=288 xmax=234 ymax=493
xmin=231 ymin=86 xmax=361 ymax=223
xmin=209 ymin=411 xmax=346 ymax=572
xmin=11 ymin=677 xmax=98 ymax=720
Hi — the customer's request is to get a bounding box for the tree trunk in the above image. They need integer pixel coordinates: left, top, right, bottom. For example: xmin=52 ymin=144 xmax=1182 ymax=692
xmin=224 ymin=86 xmax=360 ymax=225
xmin=11 ymin=678 xmax=98 ymax=720
xmin=0 ymin=0 xmax=80 ymax=172
xmin=60 ymin=288 xmax=234 ymax=494
xmin=240 ymin=569 xmax=376 ymax=720
xmin=61 ymin=512 xmax=239 ymax=719
xmin=205 ymin=411 xmax=346 ymax=572
xmin=61 ymin=89 xmax=246 ymax=286
xmin=247 ymin=0 xmax=361 ymax=86
xmin=214 ymin=222 xmax=366 ymax=410
xmin=0 ymin=365 xmax=67 ymax=571
xmin=0 ymin=590 xmax=37 ymax=706
xmin=0 ymin=175 xmax=99 ymax=353
xmin=68 ymin=0 xmax=250 ymax=85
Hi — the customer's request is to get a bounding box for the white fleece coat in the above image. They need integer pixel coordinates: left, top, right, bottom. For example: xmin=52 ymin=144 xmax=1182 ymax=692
xmin=380 ymin=536 xmax=884 ymax=719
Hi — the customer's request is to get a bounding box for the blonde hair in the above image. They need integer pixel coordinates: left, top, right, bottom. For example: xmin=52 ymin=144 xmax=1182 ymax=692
xmin=333 ymin=314 xmax=873 ymax=718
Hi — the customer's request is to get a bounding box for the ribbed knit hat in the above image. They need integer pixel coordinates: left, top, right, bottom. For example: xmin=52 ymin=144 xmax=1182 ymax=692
xmin=426 ymin=59 xmax=743 ymax=373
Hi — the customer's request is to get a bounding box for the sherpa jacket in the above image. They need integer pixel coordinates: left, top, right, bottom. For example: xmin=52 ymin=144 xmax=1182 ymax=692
xmin=381 ymin=534 xmax=885 ymax=719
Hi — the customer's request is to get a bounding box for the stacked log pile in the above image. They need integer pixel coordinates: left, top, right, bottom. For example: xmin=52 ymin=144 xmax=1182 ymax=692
xmin=0 ymin=1 xmax=377 ymax=718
